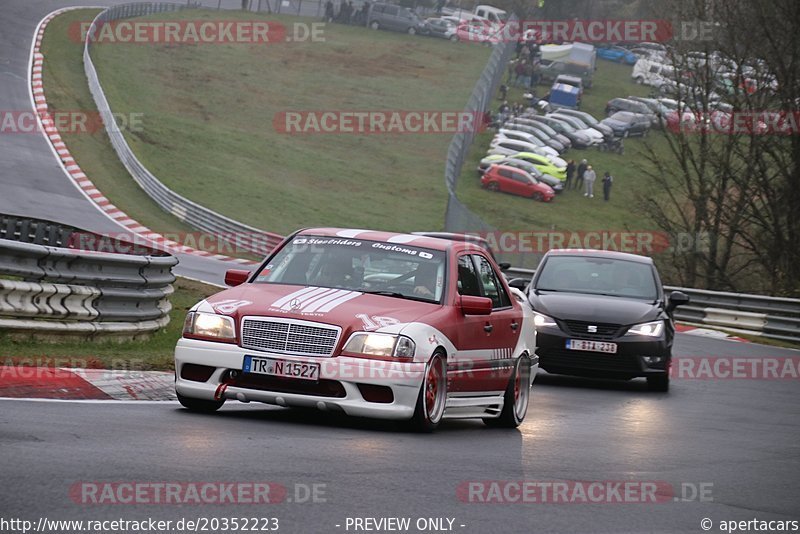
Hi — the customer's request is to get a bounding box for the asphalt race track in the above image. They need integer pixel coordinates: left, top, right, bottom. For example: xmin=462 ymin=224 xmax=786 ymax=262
xmin=3 ymin=335 xmax=799 ymax=533
xmin=1 ymin=2 xmax=799 ymax=533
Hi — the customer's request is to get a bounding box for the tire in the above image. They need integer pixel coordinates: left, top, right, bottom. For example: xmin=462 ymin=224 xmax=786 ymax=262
xmin=647 ymin=374 xmax=670 ymax=392
xmin=484 ymin=355 xmax=531 ymax=428
xmin=407 ymin=26 xmax=416 ymax=35
xmin=449 ymin=34 xmax=458 ymax=42
xmin=635 ymin=76 xmax=644 ymax=85
xmin=642 ymin=129 xmax=649 ymax=138
xmin=177 ymin=392 xmax=225 ymax=413
xmin=599 ymin=144 xmax=607 ymax=152
xmin=487 ymin=182 xmax=500 ymax=192
xmin=370 ymin=21 xmax=379 ymax=30
xmin=623 ymin=130 xmax=630 ymax=138
xmin=532 ymin=192 xmax=543 ymax=201
xmin=410 ymin=353 xmax=447 ymax=432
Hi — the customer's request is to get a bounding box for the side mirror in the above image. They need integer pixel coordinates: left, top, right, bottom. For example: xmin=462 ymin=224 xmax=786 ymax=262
xmin=460 ymin=295 xmax=493 ymax=315
xmin=498 ymin=262 xmax=511 ymax=271
xmin=507 ymin=277 xmax=529 ymax=292
xmin=666 ymin=291 xmax=689 ymax=313
xmin=224 ymin=269 xmax=251 ymax=287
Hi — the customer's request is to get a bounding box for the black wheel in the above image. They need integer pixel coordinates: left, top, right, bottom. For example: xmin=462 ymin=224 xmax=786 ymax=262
xmin=407 ymin=26 xmax=416 ymax=35
xmin=410 ymin=352 xmax=447 ymax=432
xmin=484 ymin=355 xmax=531 ymax=428
xmin=599 ymin=144 xmax=607 ymax=152
xmin=532 ymin=192 xmax=543 ymax=201
xmin=449 ymin=34 xmax=458 ymax=42
xmin=616 ymin=146 xmax=625 ymax=155
xmin=370 ymin=21 xmax=379 ymax=30
xmin=635 ymin=76 xmax=644 ymax=84
xmin=623 ymin=130 xmax=630 ymax=138
xmin=487 ymin=182 xmax=500 ymax=192
xmin=647 ymin=374 xmax=669 ymax=392
xmin=177 ymin=391 xmax=225 ymax=413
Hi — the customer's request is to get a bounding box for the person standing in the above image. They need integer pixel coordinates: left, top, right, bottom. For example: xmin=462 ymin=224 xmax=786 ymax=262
xmin=565 ymin=160 xmax=575 ymax=190
xmin=583 ymin=165 xmax=597 ymax=198
xmin=602 ymin=171 xmax=613 ymax=201
xmin=575 ymin=159 xmax=587 ymax=191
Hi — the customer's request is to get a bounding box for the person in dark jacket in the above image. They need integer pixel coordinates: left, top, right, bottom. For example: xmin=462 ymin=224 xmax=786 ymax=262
xmin=575 ymin=159 xmax=588 ymax=190
xmin=565 ymin=160 xmax=575 ymax=190
xmin=602 ymin=171 xmax=613 ymax=201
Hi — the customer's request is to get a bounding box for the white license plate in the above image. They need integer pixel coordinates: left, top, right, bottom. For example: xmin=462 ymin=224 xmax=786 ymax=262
xmin=566 ymin=339 xmax=618 ymax=354
xmin=243 ymin=356 xmax=320 ymax=382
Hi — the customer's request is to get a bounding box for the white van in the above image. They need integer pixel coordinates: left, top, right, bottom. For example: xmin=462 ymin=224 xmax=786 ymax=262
xmin=632 ymin=59 xmax=674 ymax=88
xmin=473 ymin=5 xmax=507 ymax=25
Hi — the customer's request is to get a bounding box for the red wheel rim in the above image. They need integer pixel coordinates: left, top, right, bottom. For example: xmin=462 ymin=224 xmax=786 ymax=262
xmin=426 ymin=361 xmax=439 ymax=418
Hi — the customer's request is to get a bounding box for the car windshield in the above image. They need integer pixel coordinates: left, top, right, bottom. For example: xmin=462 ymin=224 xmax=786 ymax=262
xmin=534 ymin=255 xmax=658 ymax=300
xmin=548 ymin=119 xmax=575 ymax=133
xmin=575 ymin=112 xmax=599 ymax=125
xmin=254 ymin=235 xmax=447 ymax=304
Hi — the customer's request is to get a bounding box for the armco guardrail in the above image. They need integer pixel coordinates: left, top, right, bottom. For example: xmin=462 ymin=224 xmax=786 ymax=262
xmin=0 ymin=214 xmax=177 ymax=338
xmin=504 ymin=266 xmax=800 ymax=343
xmin=83 ymin=2 xmax=284 ymax=257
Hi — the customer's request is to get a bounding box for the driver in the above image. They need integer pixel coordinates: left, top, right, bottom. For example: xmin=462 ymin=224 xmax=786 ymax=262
xmin=413 ymin=262 xmax=439 ymax=299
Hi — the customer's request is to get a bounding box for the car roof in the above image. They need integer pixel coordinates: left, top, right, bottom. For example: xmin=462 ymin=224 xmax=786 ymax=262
xmin=296 ymin=228 xmax=452 ymax=251
xmin=544 ymin=248 xmax=654 ymax=264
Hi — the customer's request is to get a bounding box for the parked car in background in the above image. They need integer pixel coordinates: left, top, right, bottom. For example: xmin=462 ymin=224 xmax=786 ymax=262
xmin=605 ymin=98 xmax=658 ymax=126
xmin=506 ymin=119 xmax=572 ymax=150
xmin=600 ymin=111 xmax=652 ymax=137
xmin=424 ymin=17 xmax=458 ymax=40
xmin=502 ymin=151 xmax=567 ymax=179
xmin=519 ymin=248 xmax=688 ymax=392
xmin=496 ymin=129 xmax=562 ymax=156
xmin=597 ymin=45 xmax=638 ymax=64
xmin=455 ymin=20 xmax=493 ymax=43
xmin=477 ymin=155 xmax=564 ymax=193
xmin=529 ymin=115 xmax=593 ymax=148
xmin=502 ymin=122 xmax=567 ymax=153
xmin=490 ymin=136 xmax=560 ymax=159
xmin=481 ymin=165 xmax=556 ymax=202
xmin=369 ymin=3 xmax=429 ymax=34
xmin=552 ymin=109 xmax=613 ymax=140
xmin=632 ymin=59 xmax=674 ymax=87
xmin=547 ymin=113 xmax=605 ymax=145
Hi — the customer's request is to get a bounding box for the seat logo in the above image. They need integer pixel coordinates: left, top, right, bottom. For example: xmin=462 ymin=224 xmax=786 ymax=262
xmin=587 ymin=325 xmax=597 ymax=333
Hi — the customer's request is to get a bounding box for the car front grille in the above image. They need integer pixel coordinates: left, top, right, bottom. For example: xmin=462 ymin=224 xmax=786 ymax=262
xmin=561 ymin=320 xmax=623 ymax=341
xmin=241 ymin=318 xmax=340 ymax=357
xmin=537 ymin=348 xmax=642 ymax=373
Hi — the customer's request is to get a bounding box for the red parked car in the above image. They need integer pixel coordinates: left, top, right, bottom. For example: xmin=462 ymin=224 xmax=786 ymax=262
xmin=481 ymin=164 xmax=555 ymax=202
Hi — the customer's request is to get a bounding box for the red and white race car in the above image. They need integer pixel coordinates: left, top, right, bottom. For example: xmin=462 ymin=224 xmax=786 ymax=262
xmin=175 ymin=228 xmax=537 ymax=431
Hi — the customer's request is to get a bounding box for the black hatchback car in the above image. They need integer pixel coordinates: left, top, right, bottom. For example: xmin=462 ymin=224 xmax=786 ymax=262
xmin=519 ymin=249 xmax=688 ymax=391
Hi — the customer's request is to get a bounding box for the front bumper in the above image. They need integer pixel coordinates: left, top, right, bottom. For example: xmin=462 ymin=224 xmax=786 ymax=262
xmin=175 ymin=338 xmax=425 ymax=420
xmin=535 ymin=328 xmax=670 ymax=379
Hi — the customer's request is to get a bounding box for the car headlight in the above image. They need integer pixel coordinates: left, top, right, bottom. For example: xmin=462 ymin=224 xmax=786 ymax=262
xmin=344 ymin=333 xmax=416 ymax=358
xmin=183 ymin=311 xmax=236 ymax=342
xmin=625 ymin=320 xmax=664 ymax=337
xmin=533 ymin=312 xmax=557 ymax=328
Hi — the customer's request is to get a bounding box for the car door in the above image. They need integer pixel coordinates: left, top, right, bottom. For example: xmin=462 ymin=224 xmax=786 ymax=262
xmin=447 ymin=254 xmax=517 ymax=393
xmin=509 ymin=170 xmax=534 ymax=197
xmin=495 ymin=167 xmax=515 ymax=193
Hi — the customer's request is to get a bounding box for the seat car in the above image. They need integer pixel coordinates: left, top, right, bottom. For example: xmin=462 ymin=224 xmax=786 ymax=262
xmin=600 ymin=111 xmax=652 ymax=137
xmin=605 ymin=98 xmax=658 ymax=126
xmin=481 ymin=164 xmax=555 ymax=202
xmin=175 ymin=229 xmax=537 ymax=431
xmin=518 ymin=249 xmax=689 ymax=391
xmin=477 ymin=155 xmax=564 ymax=193
xmin=368 ymin=3 xmax=429 ymax=35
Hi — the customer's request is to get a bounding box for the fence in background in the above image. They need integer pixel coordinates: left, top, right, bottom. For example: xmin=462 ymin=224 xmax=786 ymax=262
xmin=0 ymin=214 xmax=177 ymax=338
xmin=83 ymin=3 xmax=284 ymax=258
